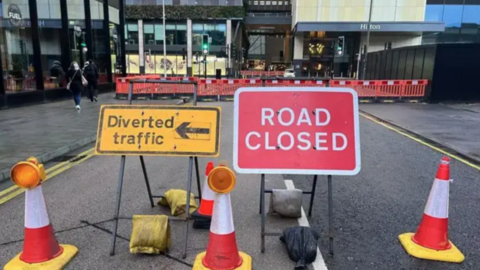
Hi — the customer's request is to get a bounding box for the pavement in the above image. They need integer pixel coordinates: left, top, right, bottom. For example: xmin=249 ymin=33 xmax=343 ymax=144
xmin=1 ymin=100 xmax=480 ymax=270
xmin=360 ymin=103 xmax=480 ymax=163
xmin=0 ymin=93 xmax=184 ymax=183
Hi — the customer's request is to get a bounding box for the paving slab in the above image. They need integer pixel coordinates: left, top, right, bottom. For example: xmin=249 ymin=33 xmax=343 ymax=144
xmin=0 ymin=94 xmax=185 ymax=183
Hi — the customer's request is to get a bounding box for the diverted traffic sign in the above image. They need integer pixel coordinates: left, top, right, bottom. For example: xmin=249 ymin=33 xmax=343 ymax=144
xmin=233 ymin=88 xmax=360 ymax=175
xmin=96 ymin=105 xmax=221 ymax=156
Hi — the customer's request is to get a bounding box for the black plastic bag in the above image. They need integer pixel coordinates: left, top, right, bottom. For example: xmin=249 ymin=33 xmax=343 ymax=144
xmin=280 ymin=226 xmax=319 ymax=270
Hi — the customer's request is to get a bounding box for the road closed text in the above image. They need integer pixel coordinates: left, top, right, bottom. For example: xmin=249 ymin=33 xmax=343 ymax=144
xmin=234 ymin=88 xmax=360 ymax=175
xmin=245 ymin=108 xmax=348 ymax=151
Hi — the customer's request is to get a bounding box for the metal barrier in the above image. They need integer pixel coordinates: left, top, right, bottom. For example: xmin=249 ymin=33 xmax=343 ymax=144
xmin=116 ymin=75 xmax=428 ymax=102
xmin=240 ymin=70 xmax=283 ymax=78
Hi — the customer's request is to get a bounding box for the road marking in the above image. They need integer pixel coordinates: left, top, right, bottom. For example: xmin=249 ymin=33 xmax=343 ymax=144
xmin=360 ymin=112 xmax=480 ymax=171
xmin=285 ymin=180 xmax=328 ymax=270
xmin=0 ymin=148 xmax=95 ymax=205
xmin=0 ymin=148 xmax=94 ymax=198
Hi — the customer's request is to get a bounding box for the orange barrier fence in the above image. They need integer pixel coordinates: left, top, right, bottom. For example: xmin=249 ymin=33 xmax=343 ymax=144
xmin=330 ymin=80 xmax=427 ymax=98
xmin=116 ymin=76 xmax=428 ymax=100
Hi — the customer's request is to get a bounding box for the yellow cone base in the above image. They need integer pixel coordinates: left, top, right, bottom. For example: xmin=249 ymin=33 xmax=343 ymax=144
xmin=4 ymin=244 xmax=79 ymax=270
xmin=193 ymin=251 xmax=252 ymax=270
xmin=399 ymin=233 xmax=465 ymax=263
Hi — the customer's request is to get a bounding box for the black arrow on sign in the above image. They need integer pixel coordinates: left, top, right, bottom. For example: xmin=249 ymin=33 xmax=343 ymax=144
xmin=175 ymin=122 xmax=210 ymax=139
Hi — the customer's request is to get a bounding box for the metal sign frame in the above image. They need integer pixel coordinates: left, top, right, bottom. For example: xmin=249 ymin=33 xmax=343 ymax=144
xmin=235 ymin=79 xmax=362 ymax=256
xmin=109 ymin=79 xmax=205 ymax=259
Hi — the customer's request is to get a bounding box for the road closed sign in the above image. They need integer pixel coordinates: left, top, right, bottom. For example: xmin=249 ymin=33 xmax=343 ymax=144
xmin=96 ymin=105 xmax=221 ymax=156
xmin=233 ymin=88 xmax=360 ymax=175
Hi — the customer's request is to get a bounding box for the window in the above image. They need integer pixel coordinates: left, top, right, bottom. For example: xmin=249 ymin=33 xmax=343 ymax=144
xmin=176 ymin=23 xmax=187 ymax=45
xmin=144 ymin=23 xmax=155 ymax=45
xmin=462 ymin=5 xmax=480 ymax=25
xmin=155 ymin=24 xmax=164 ymax=44
xmin=443 ymin=5 xmax=463 ymax=28
xmin=1 ymin=2 xmax=33 ymax=92
xmin=192 ymin=23 xmax=203 ymax=45
xmin=165 ymin=23 xmax=176 ymax=45
xmin=126 ymin=23 xmax=139 ymax=44
xmin=425 ymin=5 xmax=444 ymax=22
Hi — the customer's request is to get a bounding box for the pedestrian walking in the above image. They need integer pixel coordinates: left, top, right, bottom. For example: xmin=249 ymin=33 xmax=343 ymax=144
xmin=83 ymin=60 xmax=98 ymax=102
xmin=67 ymin=62 xmax=85 ymax=111
xmin=50 ymin=61 xmax=65 ymax=87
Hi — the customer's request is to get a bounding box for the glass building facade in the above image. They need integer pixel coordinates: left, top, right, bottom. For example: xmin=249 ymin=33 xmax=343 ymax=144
xmin=0 ymin=0 xmax=123 ymax=107
xmin=423 ymin=0 xmax=480 ymax=43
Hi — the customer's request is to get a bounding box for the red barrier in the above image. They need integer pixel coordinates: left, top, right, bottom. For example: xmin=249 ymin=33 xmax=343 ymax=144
xmin=198 ymin=79 xmax=221 ymax=96
xmin=116 ymin=76 xmax=428 ymax=100
xmin=404 ymin=80 xmax=428 ymax=97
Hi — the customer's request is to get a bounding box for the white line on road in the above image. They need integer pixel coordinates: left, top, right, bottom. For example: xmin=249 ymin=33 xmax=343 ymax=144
xmin=285 ymin=179 xmax=328 ymax=270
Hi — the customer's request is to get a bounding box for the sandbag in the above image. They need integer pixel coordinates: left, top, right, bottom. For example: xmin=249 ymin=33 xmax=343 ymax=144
xmin=130 ymin=215 xmax=171 ymax=254
xmin=158 ymin=189 xmax=197 ymax=216
xmin=280 ymin=226 xmax=319 ymax=270
xmin=268 ymin=189 xmax=303 ymax=218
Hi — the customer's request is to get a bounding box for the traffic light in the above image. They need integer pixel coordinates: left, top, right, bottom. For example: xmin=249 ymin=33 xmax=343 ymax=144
xmin=336 ymin=36 xmax=345 ymax=56
xmin=202 ymin=34 xmax=210 ymax=55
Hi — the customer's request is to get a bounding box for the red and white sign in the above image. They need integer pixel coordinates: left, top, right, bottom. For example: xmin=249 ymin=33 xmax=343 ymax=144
xmin=233 ymin=88 xmax=361 ymax=175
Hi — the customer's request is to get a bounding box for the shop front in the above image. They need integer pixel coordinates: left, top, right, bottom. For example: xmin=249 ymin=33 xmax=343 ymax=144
xmin=0 ymin=0 xmax=124 ymax=108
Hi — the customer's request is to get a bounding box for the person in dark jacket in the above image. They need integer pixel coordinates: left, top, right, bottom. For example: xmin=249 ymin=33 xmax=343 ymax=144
xmin=83 ymin=60 xmax=98 ymax=102
xmin=50 ymin=61 xmax=65 ymax=87
xmin=67 ymin=61 xmax=84 ymax=110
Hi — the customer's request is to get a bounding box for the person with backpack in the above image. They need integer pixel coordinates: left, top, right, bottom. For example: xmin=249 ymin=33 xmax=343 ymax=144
xmin=83 ymin=60 xmax=99 ymax=102
xmin=50 ymin=61 xmax=65 ymax=87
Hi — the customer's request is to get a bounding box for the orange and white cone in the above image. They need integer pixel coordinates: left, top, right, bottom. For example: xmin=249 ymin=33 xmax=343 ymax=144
xmin=193 ymin=165 xmax=251 ymax=270
xmin=192 ymin=162 xmax=215 ymax=229
xmin=5 ymin=185 xmax=78 ymax=269
xmin=398 ymin=156 xmax=464 ymax=263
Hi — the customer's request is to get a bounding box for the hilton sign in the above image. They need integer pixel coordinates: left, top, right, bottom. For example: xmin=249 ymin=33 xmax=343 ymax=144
xmin=360 ymin=24 xmax=381 ymax=30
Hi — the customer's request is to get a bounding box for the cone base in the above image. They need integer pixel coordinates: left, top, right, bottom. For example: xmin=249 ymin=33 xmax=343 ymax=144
xmin=399 ymin=233 xmax=464 ymax=263
xmin=4 ymin=244 xmax=78 ymax=270
xmin=193 ymin=251 xmax=252 ymax=270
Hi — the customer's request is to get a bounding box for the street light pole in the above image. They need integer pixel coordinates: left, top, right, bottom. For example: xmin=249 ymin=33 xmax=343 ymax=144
xmin=163 ymin=0 xmax=167 ymax=78
xmin=362 ymin=0 xmax=373 ymax=80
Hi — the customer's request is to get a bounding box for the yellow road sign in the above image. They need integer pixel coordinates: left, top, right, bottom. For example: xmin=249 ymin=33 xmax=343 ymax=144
xmin=96 ymin=105 xmax=221 ymax=156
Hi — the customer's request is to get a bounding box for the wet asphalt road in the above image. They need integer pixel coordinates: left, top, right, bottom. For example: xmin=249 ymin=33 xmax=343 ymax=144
xmin=1 ymin=101 xmax=479 ymax=270
xmin=291 ymin=116 xmax=480 ymax=270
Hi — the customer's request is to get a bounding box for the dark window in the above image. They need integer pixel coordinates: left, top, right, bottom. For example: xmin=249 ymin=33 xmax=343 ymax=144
xmin=405 ymin=49 xmax=415 ymax=80
xmin=413 ymin=49 xmax=425 ymax=79
xmin=391 ymin=50 xmax=400 ymax=79
xmin=398 ymin=50 xmax=407 ymax=79
xmin=126 ymin=23 xmax=139 ymax=44
xmin=144 ymin=23 xmax=155 ymax=45
xmin=176 ymin=23 xmax=187 ymax=45
xmin=166 ymin=23 xmax=176 ymax=45
xmin=385 ymin=51 xmax=393 ymax=79
xmin=422 ymin=47 xmax=436 ymax=81
xmin=192 ymin=23 xmax=203 ymax=46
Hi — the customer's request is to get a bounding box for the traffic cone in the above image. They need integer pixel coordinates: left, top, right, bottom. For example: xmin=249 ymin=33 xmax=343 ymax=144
xmin=4 ymin=185 xmax=78 ymax=270
xmin=192 ymin=162 xmax=215 ymax=229
xmin=193 ymin=165 xmax=251 ymax=270
xmin=399 ymin=156 xmax=464 ymax=263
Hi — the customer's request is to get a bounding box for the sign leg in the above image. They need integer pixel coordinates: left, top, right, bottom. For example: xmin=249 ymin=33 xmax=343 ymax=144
xmin=308 ymin=175 xmax=318 ymax=217
xmin=328 ymin=175 xmax=334 ymax=255
xmin=194 ymin=157 xmax=202 ymax=201
xmin=261 ymin=174 xmax=266 ymax=253
xmin=183 ymin=157 xmax=194 ymax=259
xmin=110 ymin=155 xmax=126 ymax=256
xmin=139 ymin=156 xmax=155 ymax=208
